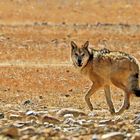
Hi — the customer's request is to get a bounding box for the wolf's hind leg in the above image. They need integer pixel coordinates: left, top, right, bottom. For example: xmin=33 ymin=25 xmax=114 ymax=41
xmin=85 ymin=83 xmax=102 ymax=111
xmin=104 ymin=85 xmax=115 ymax=115
xmin=111 ymin=79 xmax=130 ymax=115
xmin=116 ymin=91 xmax=130 ymax=115
xmin=116 ymin=73 xmax=140 ymax=114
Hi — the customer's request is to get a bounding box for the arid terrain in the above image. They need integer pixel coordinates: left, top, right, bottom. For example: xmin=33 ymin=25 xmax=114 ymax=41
xmin=0 ymin=0 xmax=140 ymax=140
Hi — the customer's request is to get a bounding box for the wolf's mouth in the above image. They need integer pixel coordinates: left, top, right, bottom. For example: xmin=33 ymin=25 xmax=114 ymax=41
xmin=77 ymin=63 xmax=82 ymax=67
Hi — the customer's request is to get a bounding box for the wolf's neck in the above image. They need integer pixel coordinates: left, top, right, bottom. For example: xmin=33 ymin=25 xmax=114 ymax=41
xmin=80 ymin=54 xmax=93 ymax=75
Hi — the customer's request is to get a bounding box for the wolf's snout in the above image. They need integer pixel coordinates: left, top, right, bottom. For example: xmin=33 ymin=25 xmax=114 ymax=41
xmin=78 ymin=58 xmax=82 ymax=66
xmin=78 ymin=59 xmax=81 ymax=63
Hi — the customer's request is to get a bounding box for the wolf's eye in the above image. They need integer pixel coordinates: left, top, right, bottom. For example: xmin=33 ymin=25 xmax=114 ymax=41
xmin=75 ymin=53 xmax=78 ymax=56
xmin=81 ymin=53 xmax=85 ymax=57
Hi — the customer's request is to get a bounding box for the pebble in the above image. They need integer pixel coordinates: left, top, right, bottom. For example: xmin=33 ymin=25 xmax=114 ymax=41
xmin=45 ymin=123 xmax=55 ymax=128
xmin=131 ymin=133 xmax=140 ymax=140
xmin=80 ymin=119 xmax=94 ymax=127
xmin=0 ymin=113 xmax=4 ymax=119
xmin=134 ymin=114 xmax=140 ymax=124
xmin=23 ymin=100 xmax=32 ymax=105
xmin=63 ymin=114 xmax=74 ymax=119
xmin=20 ymin=127 xmax=35 ymax=135
xmin=13 ymin=122 xmax=25 ymax=128
xmin=63 ymin=118 xmax=76 ymax=125
xmin=92 ymin=134 xmax=100 ymax=140
xmin=26 ymin=110 xmax=38 ymax=116
xmin=76 ymin=119 xmax=86 ymax=125
xmin=57 ymin=108 xmax=87 ymax=117
xmin=2 ymin=127 xmax=19 ymax=138
xmin=9 ymin=114 xmax=22 ymax=120
xmin=88 ymin=112 xmax=97 ymax=117
xmin=102 ymin=132 xmax=125 ymax=140
xmin=99 ymin=119 xmax=113 ymax=125
xmin=37 ymin=111 xmax=48 ymax=115
xmin=42 ymin=115 xmax=60 ymax=124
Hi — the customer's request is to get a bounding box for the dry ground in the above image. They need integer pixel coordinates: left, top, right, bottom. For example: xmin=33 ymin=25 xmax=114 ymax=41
xmin=0 ymin=0 xmax=140 ymax=140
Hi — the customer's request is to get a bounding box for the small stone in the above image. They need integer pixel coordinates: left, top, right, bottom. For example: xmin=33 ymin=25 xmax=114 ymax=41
xmin=102 ymin=132 xmax=125 ymax=140
xmin=78 ymin=119 xmax=94 ymax=127
xmin=54 ymin=126 xmax=61 ymax=131
xmin=134 ymin=114 xmax=140 ymax=124
xmin=26 ymin=115 xmax=38 ymax=122
xmin=76 ymin=119 xmax=86 ymax=125
xmin=0 ymin=113 xmax=4 ymax=119
xmin=88 ymin=112 xmax=97 ymax=117
xmin=41 ymin=128 xmax=59 ymax=137
xmin=46 ymin=123 xmax=55 ymax=128
xmin=20 ymin=135 xmax=31 ymax=140
xmin=23 ymin=100 xmax=32 ymax=105
xmin=92 ymin=134 xmax=100 ymax=140
xmin=57 ymin=108 xmax=87 ymax=117
xmin=2 ymin=127 xmax=19 ymax=138
xmin=126 ymin=133 xmax=132 ymax=138
xmin=42 ymin=115 xmax=60 ymax=124
xmin=13 ymin=122 xmax=25 ymax=128
xmin=20 ymin=127 xmax=35 ymax=135
xmin=99 ymin=119 xmax=113 ymax=125
xmin=42 ymin=22 xmax=48 ymax=26
xmin=68 ymin=89 xmax=73 ymax=92
xmin=9 ymin=114 xmax=22 ymax=120
xmin=63 ymin=114 xmax=74 ymax=119
xmin=131 ymin=133 xmax=140 ymax=140
xmin=14 ymin=120 xmax=34 ymax=127
xmin=63 ymin=118 xmax=76 ymax=125
xmin=66 ymin=70 xmax=69 ymax=73
xmin=26 ymin=110 xmax=37 ymax=116
xmin=39 ymin=96 xmax=43 ymax=99
xmin=37 ymin=110 xmax=48 ymax=115
xmin=65 ymin=94 xmax=70 ymax=97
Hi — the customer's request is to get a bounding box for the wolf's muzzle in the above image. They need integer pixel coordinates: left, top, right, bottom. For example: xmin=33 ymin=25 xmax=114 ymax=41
xmin=78 ymin=59 xmax=82 ymax=67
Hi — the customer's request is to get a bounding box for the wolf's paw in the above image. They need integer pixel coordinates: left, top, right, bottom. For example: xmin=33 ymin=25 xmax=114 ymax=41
xmin=110 ymin=111 xmax=116 ymax=115
xmin=125 ymin=104 xmax=130 ymax=110
xmin=115 ymin=110 xmax=125 ymax=115
xmin=89 ymin=105 xmax=93 ymax=111
xmin=110 ymin=109 xmax=116 ymax=115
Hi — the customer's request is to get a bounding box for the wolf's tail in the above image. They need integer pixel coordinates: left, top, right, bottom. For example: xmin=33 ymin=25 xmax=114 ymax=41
xmin=133 ymin=89 xmax=140 ymax=97
xmin=130 ymin=73 xmax=140 ymax=97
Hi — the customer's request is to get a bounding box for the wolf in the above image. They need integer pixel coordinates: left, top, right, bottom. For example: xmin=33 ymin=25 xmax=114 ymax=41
xmin=70 ymin=41 xmax=140 ymax=115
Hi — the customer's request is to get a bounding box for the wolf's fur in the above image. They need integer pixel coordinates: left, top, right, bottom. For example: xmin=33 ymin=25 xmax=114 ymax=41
xmin=71 ymin=41 xmax=140 ymax=115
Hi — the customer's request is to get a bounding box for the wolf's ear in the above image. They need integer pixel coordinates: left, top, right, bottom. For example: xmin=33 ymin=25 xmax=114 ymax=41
xmin=83 ymin=41 xmax=89 ymax=49
xmin=88 ymin=47 xmax=93 ymax=55
xmin=71 ymin=41 xmax=77 ymax=49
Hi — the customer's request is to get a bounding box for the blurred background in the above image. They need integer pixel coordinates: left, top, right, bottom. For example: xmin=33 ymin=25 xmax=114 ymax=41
xmin=1 ymin=0 xmax=140 ymax=24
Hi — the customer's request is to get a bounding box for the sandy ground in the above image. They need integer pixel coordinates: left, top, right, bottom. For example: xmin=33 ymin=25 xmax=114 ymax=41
xmin=0 ymin=0 xmax=140 ymax=140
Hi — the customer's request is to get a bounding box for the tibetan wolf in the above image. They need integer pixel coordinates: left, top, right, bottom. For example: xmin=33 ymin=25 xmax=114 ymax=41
xmin=71 ymin=41 xmax=140 ymax=115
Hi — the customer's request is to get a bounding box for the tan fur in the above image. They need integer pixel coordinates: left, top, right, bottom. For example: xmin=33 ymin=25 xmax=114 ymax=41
xmin=71 ymin=41 xmax=140 ymax=115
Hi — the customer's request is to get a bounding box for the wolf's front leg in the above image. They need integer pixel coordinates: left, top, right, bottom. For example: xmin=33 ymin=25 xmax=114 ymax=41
xmin=104 ymin=85 xmax=115 ymax=115
xmin=85 ymin=83 xmax=102 ymax=111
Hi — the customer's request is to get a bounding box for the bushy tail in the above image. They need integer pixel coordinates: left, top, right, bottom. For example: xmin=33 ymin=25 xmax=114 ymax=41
xmin=133 ymin=89 xmax=140 ymax=97
xmin=130 ymin=73 xmax=140 ymax=97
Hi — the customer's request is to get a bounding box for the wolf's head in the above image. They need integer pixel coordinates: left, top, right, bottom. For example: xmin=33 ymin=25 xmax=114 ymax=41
xmin=71 ymin=41 xmax=92 ymax=69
